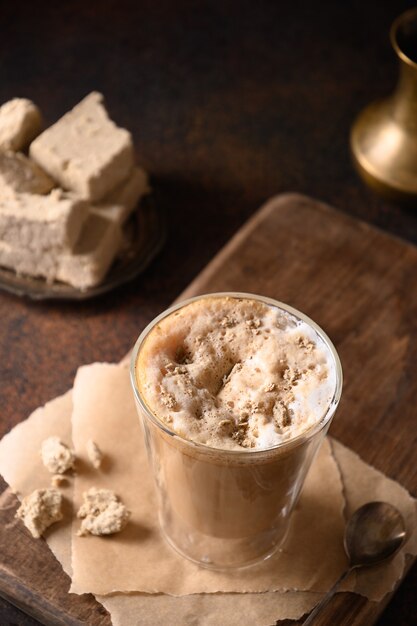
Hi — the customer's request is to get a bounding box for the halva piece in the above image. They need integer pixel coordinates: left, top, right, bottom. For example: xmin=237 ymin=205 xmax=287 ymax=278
xmin=30 ymin=92 xmax=134 ymax=202
xmin=0 ymin=98 xmax=42 ymax=151
xmin=92 ymin=166 xmax=150 ymax=224
xmin=77 ymin=487 xmax=130 ymax=536
xmin=16 ymin=488 xmax=63 ymax=538
xmin=86 ymin=439 xmax=103 ymax=469
xmin=0 ymin=212 xmax=121 ymax=289
xmin=57 ymin=213 xmax=122 ymax=289
xmin=41 ymin=436 xmax=75 ymax=474
xmin=0 ymin=189 xmax=87 ymax=252
xmin=0 ymin=238 xmax=59 ymax=282
xmin=0 ymin=151 xmax=54 ymax=195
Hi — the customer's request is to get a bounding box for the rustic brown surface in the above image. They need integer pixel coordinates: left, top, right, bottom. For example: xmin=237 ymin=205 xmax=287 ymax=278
xmin=1 ymin=194 xmax=416 ymax=625
xmin=1 ymin=1 xmax=417 ymax=624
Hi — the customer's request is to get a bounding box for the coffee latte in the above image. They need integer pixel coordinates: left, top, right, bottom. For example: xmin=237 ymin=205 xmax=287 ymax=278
xmin=131 ymin=293 xmax=342 ymax=568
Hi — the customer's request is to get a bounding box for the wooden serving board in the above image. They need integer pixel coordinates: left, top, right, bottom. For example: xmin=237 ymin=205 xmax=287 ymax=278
xmin=1 ymin=193 xmax=416 ymax=625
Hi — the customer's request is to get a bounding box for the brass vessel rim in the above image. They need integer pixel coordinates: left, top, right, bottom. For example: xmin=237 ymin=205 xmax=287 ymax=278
xmin=390 ymin=8 xmax=417 ymax=68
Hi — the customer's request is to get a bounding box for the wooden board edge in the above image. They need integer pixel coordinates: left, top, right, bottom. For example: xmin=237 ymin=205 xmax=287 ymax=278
xmin=178 ymin=191 xmax=417 ymax=303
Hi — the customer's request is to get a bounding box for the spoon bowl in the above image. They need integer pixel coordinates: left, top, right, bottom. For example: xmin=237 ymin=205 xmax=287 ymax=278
xmin=345 ymin=501 xmax=407 ymax=568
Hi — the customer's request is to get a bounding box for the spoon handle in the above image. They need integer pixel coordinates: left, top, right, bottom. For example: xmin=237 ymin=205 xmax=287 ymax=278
xmin=302 ymin=567 xmax=353 ymax=625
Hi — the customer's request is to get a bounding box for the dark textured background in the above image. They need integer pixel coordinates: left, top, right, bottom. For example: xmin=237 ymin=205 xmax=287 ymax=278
xmin=0 ymin=1 xmax=416 ymax=624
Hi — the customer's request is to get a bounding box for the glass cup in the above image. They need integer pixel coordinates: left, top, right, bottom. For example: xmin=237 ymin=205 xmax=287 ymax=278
xmin=130 ymin=293 xmax=342 ymax=569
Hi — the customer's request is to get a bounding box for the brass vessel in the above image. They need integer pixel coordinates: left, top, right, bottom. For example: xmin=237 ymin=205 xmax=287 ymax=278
xmin=351 ymin=8 xmax=417 ymax=203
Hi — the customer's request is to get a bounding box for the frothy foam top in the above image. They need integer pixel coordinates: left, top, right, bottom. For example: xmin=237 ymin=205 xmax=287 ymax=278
xmin=136 ymin=296 xmax=337 ymax=451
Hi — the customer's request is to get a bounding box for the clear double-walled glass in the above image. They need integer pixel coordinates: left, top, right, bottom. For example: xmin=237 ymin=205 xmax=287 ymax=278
xmin=130 ymin=293 xmax=342 ymax=569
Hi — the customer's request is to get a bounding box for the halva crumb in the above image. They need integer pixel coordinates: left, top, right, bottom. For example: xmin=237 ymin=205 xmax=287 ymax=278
xmin=51 ymin=474 xmax=68 ymax=488
xmin=41 ymin=436 xmax=75 ymax=474
xmin=86 ymin=439 xmax=103 ymax=469
xmin=77 ymin=487 xmax=130 ymax=537
xmin=16 ymin=488 xmax=63 ymax=538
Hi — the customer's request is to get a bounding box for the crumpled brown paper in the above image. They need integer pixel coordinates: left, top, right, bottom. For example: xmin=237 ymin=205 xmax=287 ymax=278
xmin=0 ymin=382 xmax=320 ymax=625
xmin=99 ymin=591 xmax=321 ymax=626
xmin=0 ymin=361 xmax=416 ymax=626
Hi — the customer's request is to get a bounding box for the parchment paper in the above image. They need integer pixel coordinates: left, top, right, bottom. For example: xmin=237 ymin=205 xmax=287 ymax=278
xmin=99 ymin=591 xmax=321 ymax=626
xmin=0 ymin=377 xmax=320 ymax=625
xmin=70 ymin=362 xmax=347 ymax=596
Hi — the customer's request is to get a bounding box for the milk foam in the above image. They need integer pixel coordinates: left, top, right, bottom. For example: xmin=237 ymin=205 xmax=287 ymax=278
xmin=136 ymin=296 xmax=337 ymax=451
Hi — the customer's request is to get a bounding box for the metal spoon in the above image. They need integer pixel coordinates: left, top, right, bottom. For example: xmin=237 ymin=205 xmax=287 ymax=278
xmin=303 ymin=501 xmax=406 ymax=625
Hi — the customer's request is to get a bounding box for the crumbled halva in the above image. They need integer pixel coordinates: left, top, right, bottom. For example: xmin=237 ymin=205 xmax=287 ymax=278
xmin=0 ymin=98 xmax=42 ymax=151
xmin=86 ymin=439 xmax=104 ymax=469
xmin=0 ymin=151 xmax=54 ymax=195
xmin=30 ymin=92 xmax=134 ymax=202
xmin=0 ymin=189 xmax=87 ymax=252
xmin=51 ymin=474 xmax=68 ymax=488
xmin=41 ymin=436 xmax=75 ymax=474
xmin=77 ymin=487 xmax=130 ymax=536
xmin=16 ymin=488 xmax=63 ymax=538
xmin=92 ymin=166 xmax=150 ymax=224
